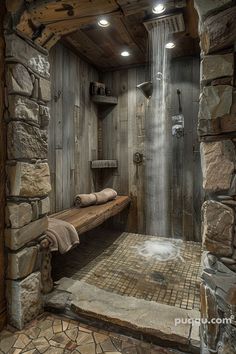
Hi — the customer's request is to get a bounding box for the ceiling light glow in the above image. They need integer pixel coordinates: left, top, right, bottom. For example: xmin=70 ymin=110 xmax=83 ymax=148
xmin=121 ymin=51 xmax=130 ymax=57
xmin=152 ymin=3 xmax=165 ymax=14
xmin=165 ymin=42 xmax=175 ymax=49
xmin=98 ymin=18 xmax=110 ymax=27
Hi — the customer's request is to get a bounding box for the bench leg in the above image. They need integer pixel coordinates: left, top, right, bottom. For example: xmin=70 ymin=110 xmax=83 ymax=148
xmin=41 ymin=248 xmax=54 ymax=294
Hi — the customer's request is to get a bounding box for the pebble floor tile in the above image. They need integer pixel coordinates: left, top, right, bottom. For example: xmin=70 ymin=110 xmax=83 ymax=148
xmin=52 ymin=230 xmax=202 ymax=310
xmin=0 ymin=313 xmax=184 ymax=353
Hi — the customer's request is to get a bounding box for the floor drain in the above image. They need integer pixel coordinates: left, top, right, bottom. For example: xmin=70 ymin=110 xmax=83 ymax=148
xmin=151 ymin=271 xmax=166 ymax=284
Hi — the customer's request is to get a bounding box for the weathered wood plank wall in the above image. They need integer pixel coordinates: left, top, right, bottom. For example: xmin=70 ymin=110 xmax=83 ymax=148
xmin=48 ymin=44 xmax=201 ymax=241
xmin=100 ymin=57 xmax=201 ymax=240
xmin=48 ymin=43 xmax=98 ymax=213
xmin=100 ymin=67 xmax=148 ymax=234
xmin=170 ymin=56 xmax=202 ymax=241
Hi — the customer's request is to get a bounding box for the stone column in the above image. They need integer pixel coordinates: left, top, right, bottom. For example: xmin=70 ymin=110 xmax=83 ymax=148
xmin=195 ymin=1 xmax=236 ymax=353
xmin=4 ymin=32 xmax=51 ymax=329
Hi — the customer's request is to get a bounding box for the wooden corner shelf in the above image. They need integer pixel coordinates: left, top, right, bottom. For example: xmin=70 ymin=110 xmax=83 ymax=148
xmin=91 ymin=160 xmax=118 ymax=169
xmin=91 ymin=95 xmax=118 ymax=105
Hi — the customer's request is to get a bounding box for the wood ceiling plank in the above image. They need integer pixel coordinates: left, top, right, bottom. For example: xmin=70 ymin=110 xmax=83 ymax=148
xmin=112 ymin=17 xmax=144 ymax=57
xmin=117 ymin=0 xmax=186 ymax=16
xmin=117 ymin=0 xmax=151 ymax=16
xmin=45 ymin=10 xmax=122 ymax=36
xmin=28 ymin=0 xmax=120 ymax=24
xmin=82 ymin=25 xmax=142 ymax=68
xmin=63 ymin=31 xmax=113 ymax=69
xmin=120 ymin=14 xmax=147 ymax=54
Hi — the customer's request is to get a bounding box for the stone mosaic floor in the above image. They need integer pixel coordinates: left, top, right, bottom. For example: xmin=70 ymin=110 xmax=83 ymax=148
xmin=52 ymin=230 xmax=202 ymax=310
xmin=0 ymin=313 xmax=185 ymax=354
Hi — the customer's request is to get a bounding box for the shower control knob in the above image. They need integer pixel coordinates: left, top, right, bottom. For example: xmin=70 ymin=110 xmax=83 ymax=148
xmin=133 ymin=152 xmax=143 ymax=164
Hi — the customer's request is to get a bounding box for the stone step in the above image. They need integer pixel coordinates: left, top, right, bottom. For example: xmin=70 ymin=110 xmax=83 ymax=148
xmin=46 ymin=278 xmax=200 ymax=354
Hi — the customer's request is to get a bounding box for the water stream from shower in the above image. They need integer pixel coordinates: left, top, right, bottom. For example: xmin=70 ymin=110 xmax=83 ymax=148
xmin=145 ymin=22 xmax=171 ymax=237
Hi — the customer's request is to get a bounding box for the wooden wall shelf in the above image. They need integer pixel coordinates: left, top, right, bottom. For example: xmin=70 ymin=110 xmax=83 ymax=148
xmin=91 ymin=160 xmax=118 ymax=169
xmin=91 ymin=95 xmax=118 ymax=105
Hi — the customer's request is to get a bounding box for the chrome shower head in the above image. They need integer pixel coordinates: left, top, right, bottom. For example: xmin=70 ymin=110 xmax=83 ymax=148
xmin=137 ymin=72 xmax=163 ymax=99
xmin=143 ymin=12 xmax=185 ymax=33
xmin=137 ymin=81 xmax=153 ymax=99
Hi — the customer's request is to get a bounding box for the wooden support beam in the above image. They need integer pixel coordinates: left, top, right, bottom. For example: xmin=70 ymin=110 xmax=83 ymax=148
xmin=28 ymin=0 xmax=120 ymax=24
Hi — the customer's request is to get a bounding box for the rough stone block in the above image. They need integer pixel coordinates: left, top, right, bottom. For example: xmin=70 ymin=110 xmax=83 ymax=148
xmin=8 ymin=95 xmax=39 ymax=124
xmin=5 ymin=216 xmax=48 ymax=250
xmin=199 ymin=85 xmax=232 ymax=119
xmin=6 ymin=64 xmax=33 ymax=96
xmin=39 ymin=105 xmax=50 ymax=127
xmin=6 ymin=162 xmax=51 ymax=197
xmin=31 ymin=201 xmax=39 ymax=221
xmin=198 ymin=85 xmax=233 ymax=135
xmin=39 ymin=197 xmax=50 ymax=215
xmin=201 ymin=141 xmax=235 ymax=192
xmin=7 ymin=246 xmax=38 ymax=279
xmin=199 ymin=90 xmax=236 ymax=135
xmin=200 ymin=283 xmax=220 ymax=352
xmin=194 ymin=0 xmax=232 ymax=20
xmin=6 ymin=272 xmax=42 ymax=329
xmin=7 ymin=121 xmax=48 ymax=159
xmin=202 ymin=201 xmax=234 ymax=256
xmin=218 ymin=331 xmax=236 ymax=354
xmin=211 ymin=77 xmax=233 ymax=86
xmin=38 ymin=78 xmax=51 ymax=102
xmin=226 ymin=285 xmax=236 ymax=305
xmin=5 ymin=33 xmax=50 ymax=78
xmin=32 ymin=78 xmax=39 ymax=99
xmin=201 ymin=54 xmax=234 ymax=82
xmin=220 ymin=114 xmax=236 ymax=134
xmin=5 ymin=202 xmax=32 ymax=228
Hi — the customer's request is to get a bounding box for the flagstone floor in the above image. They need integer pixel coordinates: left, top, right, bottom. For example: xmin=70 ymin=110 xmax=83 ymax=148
xmin=0 ymin=312 xmax=185 ymax=354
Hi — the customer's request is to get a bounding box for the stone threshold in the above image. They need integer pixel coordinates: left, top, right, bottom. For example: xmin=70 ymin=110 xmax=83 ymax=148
xmin=44 ymin=278 xmax=200 ymax=354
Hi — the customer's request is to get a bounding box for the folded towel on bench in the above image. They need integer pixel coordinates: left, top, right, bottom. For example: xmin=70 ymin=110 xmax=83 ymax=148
xmin=74 ymin=193 xmax=97 ymax=207
xmin=74 ymin=188 xmax=117 ymax=207
xmin=95 ymin=188 xmax=117 ymax=205
xmin=46 ymin=218 xmax=80 ymax=254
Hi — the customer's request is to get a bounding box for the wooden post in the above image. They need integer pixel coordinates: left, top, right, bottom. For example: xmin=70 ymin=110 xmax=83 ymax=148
xmin=0 ymin=0 xmax=6 ymax=331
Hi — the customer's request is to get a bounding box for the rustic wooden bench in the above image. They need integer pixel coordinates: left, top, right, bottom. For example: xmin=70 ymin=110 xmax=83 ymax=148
xmin=41 ymin=196 xmax=130 ymax=294
xmin=51 ymin=195 xmax=131 ymax=235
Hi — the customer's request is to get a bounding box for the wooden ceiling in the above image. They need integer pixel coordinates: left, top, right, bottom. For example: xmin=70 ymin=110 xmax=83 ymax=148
xmin=14 ymin=0 xmax=200 ymax=71
xmin=62 ymin=0 xmax=200 ymax=70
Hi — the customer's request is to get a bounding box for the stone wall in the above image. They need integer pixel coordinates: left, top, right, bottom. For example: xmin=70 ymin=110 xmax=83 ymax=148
xmin=195 ymin=1 xmax=236 ymax=353
xmin=4 ymin=32 xmax=51 ymax=329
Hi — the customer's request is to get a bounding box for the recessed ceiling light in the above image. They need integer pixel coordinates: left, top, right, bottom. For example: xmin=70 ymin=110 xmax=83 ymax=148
xmin=98 ymin=18 xmax=110 ymax=27
xmin=165 ymin=42 xmax=175 ymax=49
xmin=121 ymin=51 xmax=130 ymax=57
xmin=152 ymin=3 xmax=165 ymax=14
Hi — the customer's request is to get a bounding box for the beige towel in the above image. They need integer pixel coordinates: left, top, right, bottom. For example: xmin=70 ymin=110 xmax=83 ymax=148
xmin=94 ymin=188 xmax=117 ymax=205
xmin=74 ymin=188 xmax=117 ymax=207
xmin=46 ymin=218 xmax=80 ymax=254
xmin=74 ymin=193 xmax=97 ymax=207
